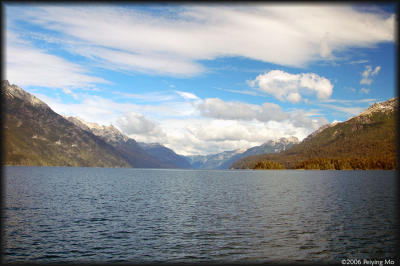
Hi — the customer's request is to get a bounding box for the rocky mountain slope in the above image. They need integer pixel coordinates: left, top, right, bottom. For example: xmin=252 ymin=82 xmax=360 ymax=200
xmin=65 ymin=116 xmax=129 ymax=143
xmin=66 ymin=116 xmax=191 ymax=169
xmin=65 ymin=116 xmax=169 ymax=168
xmin=232 ymin=97 xmax=398 ymax=170
xmin=186 ymin=136 xmax=299 ymax=169
xmin=3 ymin=80 xmax=131 ymax=167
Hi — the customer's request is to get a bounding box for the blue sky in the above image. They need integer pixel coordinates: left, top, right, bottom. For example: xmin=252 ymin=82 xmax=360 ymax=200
xmin=5 ymin=3 xmax=396 ymax=155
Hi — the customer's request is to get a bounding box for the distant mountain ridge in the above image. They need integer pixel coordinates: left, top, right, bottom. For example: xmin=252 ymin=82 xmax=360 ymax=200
xmin=222 ymin=136 xmax=299 ymax=169
xmin=138 ymin=142 xmax=192 ymax=169
xmin=186 ymin=136 xmax=299 ymax=169
xmin=185 ymin=149 xmax=245 ymax=170
xmin=232 ymin=97 xmax=398 ymax=170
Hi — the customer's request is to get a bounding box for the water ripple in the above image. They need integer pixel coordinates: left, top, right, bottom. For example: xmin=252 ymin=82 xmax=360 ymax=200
xmin=3 ymin=167 xmax=397 ymax=264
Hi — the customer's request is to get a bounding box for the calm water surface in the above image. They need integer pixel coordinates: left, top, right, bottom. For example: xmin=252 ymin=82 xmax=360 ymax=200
xmin=3 ymin=166 xmax=398 ymax=264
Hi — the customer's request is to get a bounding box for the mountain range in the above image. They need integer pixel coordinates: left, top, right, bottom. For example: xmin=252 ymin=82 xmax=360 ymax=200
xmin=138 ymin=142 xmax=192 ymax=169
xmin=186 ymin=136 xmax=299 ymax=169
xmin=3 ymin=80 xmax=397 ymax=170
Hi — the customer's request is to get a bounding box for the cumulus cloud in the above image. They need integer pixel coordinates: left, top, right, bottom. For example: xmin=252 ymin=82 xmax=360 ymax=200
xmin=198 ymin=98 xmax=289 ymax=122
xmin=7 ymin=4 xmax=395 ymax=76
xmin=159 ymin=117 xmax=328 ymax=155
xmin=116 ymin=112 xmax=166 ymax=140
xmin=287 ymin=92 xmax=302 ymax=103
xmin=249 ymin=70 xmax=333 ymax=103
xmin=360 ymin=65 xmax=381 ymax=85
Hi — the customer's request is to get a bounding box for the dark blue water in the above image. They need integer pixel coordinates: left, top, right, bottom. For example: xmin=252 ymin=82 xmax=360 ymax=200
xmin=3 ymin=167 xmax=398 ymax=264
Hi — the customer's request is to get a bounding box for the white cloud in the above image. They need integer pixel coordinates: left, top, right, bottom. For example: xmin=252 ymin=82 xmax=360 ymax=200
xmin=78 ymin=46 xmax=204 ymax=77
xmin=7 ymin=4 xmax=395 ymax=76
xmin=249 ymin=70 xmax=333 ymax=102
xmin=5 ymin=30 xmax=109 ymax=90
xmin=315 ymin=103 xmax=364 ymax=116
xmin=361 ymin=66 xmax=373 ymax=84
xmin=349 ymin=59 xmax=369 ymax=65
xmin=45 ymin=94 xmax=198 ymax=124
xmin=320 ymin=32 xmax=332 ymax=58
xmin=287 ymin=92 xmax=302 ymax=103
xmin=371 ymin=65 xmax=381 ymax=76
xmin=320 ymin=98 xmax=376 ymax=104
xmin=196 ymin=98 xmax=329 ymax=130
xmin=158 ymin=118 xmax=325 ymax=155
xmin=31 ymin=92 xmax=142 ymax=127
xmin=360 ymin=88 xmax=370 ymax=94
xmin=360 ymin=65 xmax=381 ymax=85
xmin=310 ymin=97 xmax=377 ymax=116
xmin=117 ymin=112 xmax=166 ymax=138
xmin=288 ymin=110 xmax=328 ymax=129
xmin=220 ymin=88 xmax=261 ymax=96
xmin=37 ymin=91 xmax=168 ymax=143
xmin=199 ymin=98 xmax=260 ymax=121
xmin=62 ymin=88 xmax=79 ymax=100
xmin=112 ymin=91 xmax=177 ymax=102
xmin=197 ymin=98 xmax=289 ymax=122
xmin=175 ymin=90 xmax=200 ymax=101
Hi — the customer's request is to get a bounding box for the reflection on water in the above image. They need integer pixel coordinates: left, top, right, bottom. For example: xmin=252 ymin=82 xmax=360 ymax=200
xmin=3 ymin=167 xmax=398 ymax=263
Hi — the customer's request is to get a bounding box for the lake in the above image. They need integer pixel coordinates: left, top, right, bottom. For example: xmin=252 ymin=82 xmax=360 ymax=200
xmin=3 ymin=166 xmax=398 ymax=264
